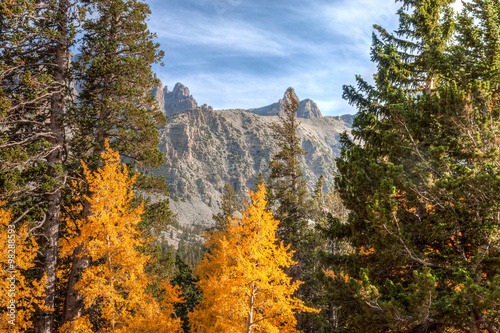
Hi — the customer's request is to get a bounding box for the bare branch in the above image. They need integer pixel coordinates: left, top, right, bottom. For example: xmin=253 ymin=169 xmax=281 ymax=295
xmin=11 ymin=207 xmax=33 ymax=226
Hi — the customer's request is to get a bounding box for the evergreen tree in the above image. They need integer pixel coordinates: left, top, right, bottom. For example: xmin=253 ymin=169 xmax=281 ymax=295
xmin=268 ymin=87 xmax=309 ymax=274
xmin=255 ymin=172 xmax=265 ymax=189
xmin=1 ymin=0 xmax=170 ymax=330
xmin=211 ymin=183 xmax=241 ymax=233
xmin=0 ymin=1 xmax=76 ymax=331
xmin=269 ymin=87 xmax=333 ymax=332
xmin=332 ymin=0 xmax=500 ymax=331
xmin=69 ymin=0 xmax=165 ymax=168
xmin=62 ymin=0 xmax=167 ymax=324
xmin=172 ymin=254 xmax=202 ymax=333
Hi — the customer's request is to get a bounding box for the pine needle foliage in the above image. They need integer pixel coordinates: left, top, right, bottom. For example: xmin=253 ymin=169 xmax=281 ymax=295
xmin=332 ymin=0 xmax=500 ymax=331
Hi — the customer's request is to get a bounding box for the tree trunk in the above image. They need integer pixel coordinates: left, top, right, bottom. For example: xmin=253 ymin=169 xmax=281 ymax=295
xmin=35 ymin=193 xmax=62 ymax=333
xmin=62 ymin=244 xmax=89 ymax=325
xmin=35 ymin=1 xmax=69 ymax=331
xmin=245 ymin=283 xmax=256 ymax=333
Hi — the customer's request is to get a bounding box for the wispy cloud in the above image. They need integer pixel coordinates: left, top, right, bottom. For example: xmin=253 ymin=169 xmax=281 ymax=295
xmin=149 ymin=6 xmax=299 ymax=56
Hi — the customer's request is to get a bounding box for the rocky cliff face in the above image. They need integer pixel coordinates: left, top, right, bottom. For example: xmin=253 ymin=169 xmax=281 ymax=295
xmin=152 ymin=86 xmax=352 ymax=226
xmin=151 ymin=74 xmax=165 ymax=113
xmin=164 ymin=82 xmax=198 ymax=116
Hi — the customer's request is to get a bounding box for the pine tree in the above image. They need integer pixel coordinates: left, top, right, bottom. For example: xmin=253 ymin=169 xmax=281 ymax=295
xmin=69 ymin=0 xmax=165 ymax=167
xmin=189 ymin=185 xmax=316 ymax=333
xmin=211 ymin=183 xmax=241 ymax=233
xmin=268 ymin=88 xmax=329 ymax=331
xmin=332 ymin=0 xmax=500 ymax=331
xmin=0 ymin=1 xmax=76 ymax=331
xmin=1 ymin=0 xmax=171 ymax=331
xmin=172 ymin=254 xmax=202 ymax=333
xmin=62 ymin=0 xmax=167 ymax=324
xmin=255 ymin=172 xmax=265 ymax=189
xmin=268 ymin=87 xmax=309 ymax=275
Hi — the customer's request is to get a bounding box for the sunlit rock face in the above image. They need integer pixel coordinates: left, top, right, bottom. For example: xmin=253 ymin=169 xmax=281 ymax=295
xmin=151 ymin=85 xmax=353 ymax=227
xmin=163 ymin=82 xmax=198 ymax=116
xmin=151 ymin=74 xmax=165 ymax=113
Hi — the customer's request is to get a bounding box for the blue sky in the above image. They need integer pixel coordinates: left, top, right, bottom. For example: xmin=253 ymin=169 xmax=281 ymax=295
xmin=146 ymin=0 xmax=459 ymax=116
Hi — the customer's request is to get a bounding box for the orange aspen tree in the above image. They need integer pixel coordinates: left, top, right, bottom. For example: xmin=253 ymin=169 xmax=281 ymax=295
xmin=189 ymin=184 xmax=317 ymax=333
xmin=0 ymin=202 xmax=47 ymax=332
xmin=58 ymin=143 xmax=183 ymax=333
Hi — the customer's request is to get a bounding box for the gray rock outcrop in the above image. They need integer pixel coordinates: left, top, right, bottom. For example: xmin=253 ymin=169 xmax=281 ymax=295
xmin=339 ymin=114 xmax=355 ymax=128
xmin=163 ymin=82 xmax=198 ymax=116
xmin=149 ymin=84 xmax=354 ymax=227
xmin=298 ymin=99 xmax=322 ymax=118
xmin=151 ymin=74 xmax=166 ymax=113
xmin=247 ymin=89 xmax=323 ymax=119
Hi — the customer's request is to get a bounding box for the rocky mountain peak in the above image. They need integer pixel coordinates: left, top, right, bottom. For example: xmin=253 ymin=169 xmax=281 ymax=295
xmin=298 ymin=99 xmax=322 ymax=118
xmin=280 ymin=87 xmax=299 ymax=105
xmin=338 ymin=114 xmax=354 ymax=128
xmin=172 ymin=82 xmax=191 ymax=97
xmin=246 ymin=88 xmax=322 ymax=119
xmin=163 ymin=82 xmax=198 ymax=116
xmin=153 ymin=107 xmax=352 ymax=226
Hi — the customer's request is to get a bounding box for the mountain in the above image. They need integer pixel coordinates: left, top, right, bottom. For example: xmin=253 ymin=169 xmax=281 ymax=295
xmin=163 ymin=82 xmax=198 ymax=116
xmin=152 ymin=82 xmax=352 ymax=227
xmin=247 ymin=88 xmax=322 ymax=118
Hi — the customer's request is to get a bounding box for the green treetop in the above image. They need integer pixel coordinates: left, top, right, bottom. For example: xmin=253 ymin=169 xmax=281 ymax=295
xmin=61 ymin=0 xmax=169 ymax=326
xmin=69 ymin=0 xmax=166 ymax=169
xmin=269 ymin=87 xmax=309 ymax=252
xmin=211 ymin=183 xmax=242 ymax=233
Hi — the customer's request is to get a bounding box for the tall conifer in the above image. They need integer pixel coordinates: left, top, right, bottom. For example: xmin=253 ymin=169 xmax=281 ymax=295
xmin=211 ymin=183 xmax=241 ymax=233
xmin=268 ymin=87 xmax=308 ymax=275
xmin=268 ymin=87 xmax=329 ymax=331
xmin=0 ymin=2 xmax=76 ymax=331
xmin=332 ymin=0 xmax=500 ymax=331
xmin=62 ymin=0 xmax=167 ymax=325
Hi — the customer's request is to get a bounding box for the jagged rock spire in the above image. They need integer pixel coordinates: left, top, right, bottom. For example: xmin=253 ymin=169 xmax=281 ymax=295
xmin=164 ymin=82 xmax=198 ymax=116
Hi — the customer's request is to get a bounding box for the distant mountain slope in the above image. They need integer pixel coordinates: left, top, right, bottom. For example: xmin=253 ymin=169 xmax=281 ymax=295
xmin=151 ymin=84 xmax=352 ymax=227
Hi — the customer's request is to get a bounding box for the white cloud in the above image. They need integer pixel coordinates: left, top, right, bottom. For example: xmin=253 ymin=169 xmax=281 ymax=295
xmin=313 ymin=0 xmax=400 ymax=47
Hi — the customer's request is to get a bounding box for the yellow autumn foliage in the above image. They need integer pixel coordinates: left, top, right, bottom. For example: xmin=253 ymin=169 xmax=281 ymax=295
xmin=189 ymin=184 xmax=317 ymax=333
xmin=59 ymin=142 xmax=183 ymax=333
xmin=0 ymin=201 xmax=47 ymax=333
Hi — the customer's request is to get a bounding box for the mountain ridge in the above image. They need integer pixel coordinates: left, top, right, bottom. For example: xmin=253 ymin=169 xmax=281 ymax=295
xmin=151 ymin=80 xmax=353 ymax=226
